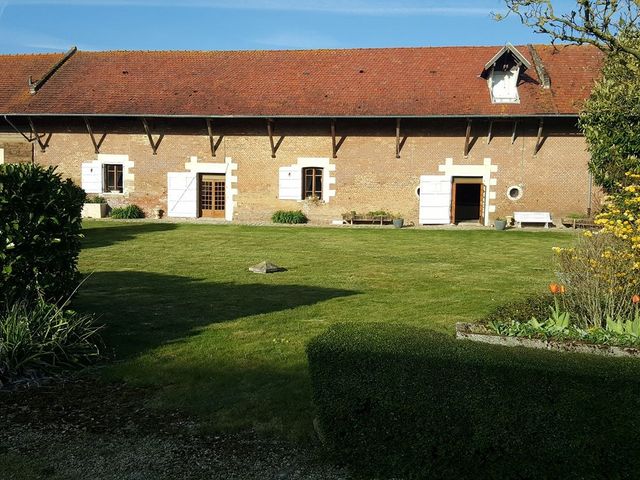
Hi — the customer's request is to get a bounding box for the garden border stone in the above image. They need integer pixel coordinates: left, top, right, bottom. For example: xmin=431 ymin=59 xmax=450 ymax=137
xmin=456 ymin=322 xmax=640 ymax=358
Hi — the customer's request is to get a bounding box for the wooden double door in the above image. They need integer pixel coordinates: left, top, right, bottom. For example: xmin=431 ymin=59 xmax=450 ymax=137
xmin=199 ymin=174 xmax=226 ymax=218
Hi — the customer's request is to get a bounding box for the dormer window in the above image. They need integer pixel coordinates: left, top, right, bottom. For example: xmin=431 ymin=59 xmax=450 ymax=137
xmin=490 ymin=66 xmax=520 ymax=103
xmin=483 ymin=43 xmax=531 ymax=105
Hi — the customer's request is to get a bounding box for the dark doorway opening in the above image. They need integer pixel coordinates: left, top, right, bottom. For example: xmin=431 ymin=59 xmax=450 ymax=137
xmin=452 ymin=178 xmax=484 ymax=224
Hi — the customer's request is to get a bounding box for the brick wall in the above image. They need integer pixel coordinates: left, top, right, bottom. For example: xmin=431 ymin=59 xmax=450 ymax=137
xmin=28 ymin=118 xmax=598 ymax=224
xmin=0 ymin=134 xmax=32 ymax=164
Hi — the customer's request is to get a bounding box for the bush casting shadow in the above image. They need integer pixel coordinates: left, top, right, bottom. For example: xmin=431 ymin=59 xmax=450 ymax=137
xmin=81 ymin=223 xmax=178 ymax=249
xmin=74 ymin=271 xmax=358 ymax=359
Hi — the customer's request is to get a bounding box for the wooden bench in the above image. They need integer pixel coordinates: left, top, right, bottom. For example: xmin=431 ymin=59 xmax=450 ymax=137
xmin=514 ymin=211 xmax=552 ymax=229
xmin=561 ymin=217 xmax=598 ymax=230
xmin=342 ymin=214 xmax=393 ymax=225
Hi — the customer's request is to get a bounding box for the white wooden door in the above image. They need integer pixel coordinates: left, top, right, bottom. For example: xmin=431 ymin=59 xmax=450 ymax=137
xmin=81 ymin=162 xmax=102 ymax=194
xmin=419 ymin=175 xmax=452 ymax=225
xmin=278 ymin=166 xmax=302 ymax=200
xmin=167 ymin=172 xmax=197 ymax=218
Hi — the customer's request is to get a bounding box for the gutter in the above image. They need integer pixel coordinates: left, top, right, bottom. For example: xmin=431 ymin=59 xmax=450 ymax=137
xmin=0 ymin=113 xmax=580 ymax=119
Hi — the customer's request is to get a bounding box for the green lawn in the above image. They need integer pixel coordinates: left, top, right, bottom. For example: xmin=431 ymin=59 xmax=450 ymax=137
xmin=74 ymin=221 xmax=574 ymax=440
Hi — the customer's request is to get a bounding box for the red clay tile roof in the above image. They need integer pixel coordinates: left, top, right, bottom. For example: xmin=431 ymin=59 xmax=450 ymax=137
xmin=0 ymin=45 xmax=603 ymax=117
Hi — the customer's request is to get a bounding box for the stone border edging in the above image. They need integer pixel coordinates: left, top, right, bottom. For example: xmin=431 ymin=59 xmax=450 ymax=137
xmin=455 ymin=322 xmax=640 ymax=358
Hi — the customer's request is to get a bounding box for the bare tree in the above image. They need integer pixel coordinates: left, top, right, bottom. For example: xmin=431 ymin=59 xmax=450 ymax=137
xmin=497 ymin=1 xmax=640 ymax=60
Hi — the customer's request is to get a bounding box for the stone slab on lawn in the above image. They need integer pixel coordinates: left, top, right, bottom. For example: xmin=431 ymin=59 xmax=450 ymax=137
xmin=249 ymin=261 xmax=286 ymax=274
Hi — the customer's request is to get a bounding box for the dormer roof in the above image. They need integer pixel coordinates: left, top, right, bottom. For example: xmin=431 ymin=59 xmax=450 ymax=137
xmin=483 ymin=43 xmax=532 ymax=73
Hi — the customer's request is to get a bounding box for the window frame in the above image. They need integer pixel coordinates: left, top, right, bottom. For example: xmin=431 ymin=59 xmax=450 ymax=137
xmin=103 ymin=163 xmax=124 ymax=193
xmin=302 ymin=167 xmax=323 ymax=200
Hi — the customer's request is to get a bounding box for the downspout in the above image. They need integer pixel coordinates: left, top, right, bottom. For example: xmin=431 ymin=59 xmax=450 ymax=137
xmin=587 ymin=171 xmax=593 ymax=217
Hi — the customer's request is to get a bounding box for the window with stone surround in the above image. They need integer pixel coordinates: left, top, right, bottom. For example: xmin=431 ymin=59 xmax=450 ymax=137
xmin=103 ymin=164 xmax=123 ymax=193
xmin=302 ymin=167 xmax=323 ymax=199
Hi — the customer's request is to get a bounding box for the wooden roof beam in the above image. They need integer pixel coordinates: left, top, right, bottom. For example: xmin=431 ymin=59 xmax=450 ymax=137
xmin=141 ymin=117 xmax=163 ymax=155
xmin=206 ymin=118 xmax=223 ymax=157
xmin=27 ymin=117 xmax=50 ymax=152
xmin=3 ymin=115 xmax=34 ymax=143
xmin=84 ymin=116 xmax=106 ymax=154
xmin=534 ymin=118 xmax=545 ymax=156
xmin=464 ymin=119 xmax=472 ymax=157
xmin=267 ymin=119 xmax=284 ymax=158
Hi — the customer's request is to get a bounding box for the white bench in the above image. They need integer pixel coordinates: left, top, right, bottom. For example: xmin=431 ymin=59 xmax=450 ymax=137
xmin=514 ymin=211 xmax=552 ymax=229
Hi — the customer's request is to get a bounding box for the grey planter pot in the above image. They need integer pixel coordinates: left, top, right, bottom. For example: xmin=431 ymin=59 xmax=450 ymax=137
xmin=495 ymin=220 xmax=507 ymax=231
xmin=393 ymin=218 xmax=404 ymax=229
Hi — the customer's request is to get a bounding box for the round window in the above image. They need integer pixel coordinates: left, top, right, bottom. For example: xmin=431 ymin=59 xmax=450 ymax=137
xmin=507 ymin=185 xmax=523 ymax=201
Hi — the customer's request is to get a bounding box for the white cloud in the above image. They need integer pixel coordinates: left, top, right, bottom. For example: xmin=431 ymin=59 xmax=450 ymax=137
xmin=4 ymin=0 xmax=500 ymax=16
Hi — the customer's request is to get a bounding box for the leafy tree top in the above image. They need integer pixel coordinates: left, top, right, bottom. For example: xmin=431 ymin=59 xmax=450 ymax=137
xmin=497 ymin=1 xmax=640 ymax=61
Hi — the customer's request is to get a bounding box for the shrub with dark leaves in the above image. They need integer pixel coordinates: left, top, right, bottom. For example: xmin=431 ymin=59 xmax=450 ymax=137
xmin=0 ymin=164 xmax=85 ymax=305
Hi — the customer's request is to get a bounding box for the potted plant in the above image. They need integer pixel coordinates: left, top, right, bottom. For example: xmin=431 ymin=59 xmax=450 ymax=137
xmin=392 ymin=214 xmax=404 ymax=229
xmin=495 ymin=217 xmax=507 ymax=231
xmin=82 ymin=195 xmax=108 ymax=219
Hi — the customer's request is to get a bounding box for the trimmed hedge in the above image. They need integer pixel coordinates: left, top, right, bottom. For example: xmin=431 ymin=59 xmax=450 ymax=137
xmin=0 ymin=164 xmax=85 ymax=305
xmin=307 ymin=323 xmax=640 ymax=479
xmin=482 ymin=292 xmax=555 ymax=325
xmin=271 ymin=210 xmax=308 ymax=224
xmin=110 ymin=204 xmax=145 ymax=219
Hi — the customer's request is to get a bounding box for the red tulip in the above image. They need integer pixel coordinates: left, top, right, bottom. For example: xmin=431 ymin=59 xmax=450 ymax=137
xmin=632 ymin=295 xmax=640 ymax=304
xmin=549 ymin=283 xmax=561 ymax=295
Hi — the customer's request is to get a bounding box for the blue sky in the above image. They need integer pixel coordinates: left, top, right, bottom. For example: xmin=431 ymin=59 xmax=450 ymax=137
xmin=0 ymin=0 xmax=573 ymax=53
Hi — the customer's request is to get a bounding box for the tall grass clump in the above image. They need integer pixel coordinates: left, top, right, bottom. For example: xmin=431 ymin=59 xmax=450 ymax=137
xmin=110 ymin=204 xmax=145 ymax=219
xmin=0 ymin=296 xmax=103 ymax=386
xmin=271 ymin=210 xmax=308 ymax=224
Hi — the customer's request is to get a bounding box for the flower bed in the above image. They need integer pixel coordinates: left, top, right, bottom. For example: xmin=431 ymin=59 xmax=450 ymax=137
xmin=456 ymin=322 xmax=640 ymax=358
xmin=482 ymin=172 xmax=640 ymax=354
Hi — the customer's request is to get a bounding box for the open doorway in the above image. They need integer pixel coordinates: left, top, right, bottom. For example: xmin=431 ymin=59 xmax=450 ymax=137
xmin=452 ymin=177 xmax=485 ymax=225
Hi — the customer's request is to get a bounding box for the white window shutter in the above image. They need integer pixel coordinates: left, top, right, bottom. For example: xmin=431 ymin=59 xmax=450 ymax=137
xmin=81 ymin=162 xmax=102 ymax=194
xmin=167 ymin=172 xmax=198 ymax=218
xmin=419 ymin=175 xmax=452 ymax=225
xmin=279 ymin=166 xmax=302 ymax=200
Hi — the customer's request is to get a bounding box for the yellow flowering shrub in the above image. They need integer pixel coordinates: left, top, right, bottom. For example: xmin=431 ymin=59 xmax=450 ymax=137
xmin=553 ymin=172 xmax=640 ymax=327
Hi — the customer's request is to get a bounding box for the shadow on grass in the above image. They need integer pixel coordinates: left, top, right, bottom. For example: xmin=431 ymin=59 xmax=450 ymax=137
xmin=74 ymin=271 xmax=358 ymax=360
xmin=82 ymin=223 xmax=178 ymax=249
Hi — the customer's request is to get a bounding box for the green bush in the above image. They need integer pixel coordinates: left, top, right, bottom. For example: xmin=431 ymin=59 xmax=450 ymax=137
xmin=0 ymin=164 xmax=85 ymax=305
xmin=271 ymin=210 xmax=308 ymax=224
xmin=482 ymin=293 xmax=554 ymax=325
xmin=110 ymin=204 xmax=145 ymax=219
xmin=85 ymin=195 xmax=107 ymax=204
xmin=307 ymin=323 xmax=640 ymax=479
xmin=0 ymin=297 xmax=103 ymax=385
xmin=366 ymin=210 xmax=392 ymax=217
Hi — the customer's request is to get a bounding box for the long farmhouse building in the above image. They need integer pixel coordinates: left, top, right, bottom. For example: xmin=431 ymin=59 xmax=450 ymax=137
xmin=0 ymin=43 xmax=603 ymax=225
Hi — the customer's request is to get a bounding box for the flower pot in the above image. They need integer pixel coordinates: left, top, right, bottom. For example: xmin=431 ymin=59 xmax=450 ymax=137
xmin=495 ymin=219 xmax=507 ymax=231
xmin=393 ymin=218 xmax=404 ymax=229
xmin=82 ymin=203 xmax=108 ymax=219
